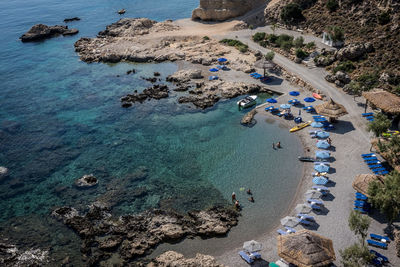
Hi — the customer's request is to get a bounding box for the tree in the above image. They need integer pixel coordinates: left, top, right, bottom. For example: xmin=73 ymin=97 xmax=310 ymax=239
xmin=327 ymin=26 xmax=345 ymax=42
xmin=326 ymin=0 xmax=339 ymax=12
xmin=264 ymin=51 xmax=275 ymax=61
xmin=367 ymin=112 xmax=391 ymax=137
xmin=340 ymin=242 xmax=374 ymax=267
xmin=368 ymin=170 xmax=400 ymax=224
xmin=294 ymin=36 xmax=304 ymax=48
xmin=348 ymin=210 xmax=370 ymax=242
xmin=281 ymin=3 xmax=304 ymax=23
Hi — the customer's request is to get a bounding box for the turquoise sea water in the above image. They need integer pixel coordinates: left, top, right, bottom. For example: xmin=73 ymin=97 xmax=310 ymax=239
xmin=0 ymin=0 xmax=303 ymax=263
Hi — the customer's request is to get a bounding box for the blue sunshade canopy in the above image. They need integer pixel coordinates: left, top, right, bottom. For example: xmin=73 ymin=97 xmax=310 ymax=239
xmin=314 ymin=164 xmax=330 ymax=172
xmin=316 ymin=140 xmax=330 ymax=149
xmin=280 ymin=104 xmax=291 ymax=109
xmin=266 ymin=98 xmax=277 ymax=103
xmin=304 ymin=97 xmax=316 ymax=102
xmin=316 ymin=131 xmax=330 ymax=139
xmin=311 ymin=122 xmax=324 ymax=128
xmin=289 ymin=91 xmax=300 ymax=96
xmin=209 ymin=68 xmax=219 ymax=72
xmin=315 ymin=151 xmax=330 ymax=159
xmin=312 ymin=176 xmax=328 ymax=185
xmin=218 ymin=58 xmax=227 ymax=62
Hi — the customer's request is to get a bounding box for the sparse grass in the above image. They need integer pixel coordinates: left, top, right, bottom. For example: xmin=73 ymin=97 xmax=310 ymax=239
xmin=333 ymin=61 xmax=356 ymax=73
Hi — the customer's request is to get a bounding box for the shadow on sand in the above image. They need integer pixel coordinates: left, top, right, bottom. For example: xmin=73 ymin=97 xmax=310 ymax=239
xmin=333 ymin=120 xmax=356 ymax=135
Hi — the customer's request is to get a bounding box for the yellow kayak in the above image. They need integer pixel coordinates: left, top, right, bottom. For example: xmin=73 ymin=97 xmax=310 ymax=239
xmin=290 ymin=121 xmax=312 ymax=132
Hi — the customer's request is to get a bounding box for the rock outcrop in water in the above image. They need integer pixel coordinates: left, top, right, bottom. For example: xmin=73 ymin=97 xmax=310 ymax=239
xmin=0 ymin=240 xmax=49 ymax=266
xmin=152 ymin=251 xmax=226 ymax=266
xmin=192 ymin=0 xmax=266 ymax=21
xmin=74 ymin=174 xmax=98 ymax=189
xmin=241 ymin=109 xmax=257 ymax=125
xmin=52 ymin=204 xmax=238 ymax=265
xmin=120 ymin=84 xmax=169 ymax=107
xmin=20 ymin=24 xmax=78 ymax=42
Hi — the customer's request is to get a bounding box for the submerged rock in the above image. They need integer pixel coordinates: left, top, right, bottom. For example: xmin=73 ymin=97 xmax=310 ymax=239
xmin=20 ymin=24 xmax=78 ymax=42
xmin=64 ymin=17 xmax=80 ymax=23
xmin=74 ymin=174 xmax=98 ymax=188
xmin=241 ymin=109 xmax=257 ymax=125
xmin=120 ymin=84 xmax=169 ymax=107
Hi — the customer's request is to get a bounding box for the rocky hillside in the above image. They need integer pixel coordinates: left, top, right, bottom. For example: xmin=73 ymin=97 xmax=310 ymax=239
xmin=192 ymin=0 xmax=266 ymax=21
xmin=264 ymin=0 xmax=400 ymax=94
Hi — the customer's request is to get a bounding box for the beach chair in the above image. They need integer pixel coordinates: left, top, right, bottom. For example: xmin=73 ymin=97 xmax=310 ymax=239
xmin=355 ymin=193 xmax=368 ymax=200
xmin=323 ymin=124 xmax=334 ymax=130
xmin=297 ymin=214 xmax=315 ymax=221
xmin=309 ymin=204 xmax=321 ymax=210
xmin=297 ymin=218 xmax=311 ymax=225
xmin=314 ymin=118 xmax=327 ymax=122
xmin=362 ymin=112 xmax=373 ymax=117
xmin=370 ymin=250 xmax=389 ymax=263
xmin=376 ymin=170 xmax=389 ymax=175
xmin=313 ymin=115 xmax=323 ymax=119
xmin=366 ymin=116 xmax=374 ymax=121
xmin=277 ymin=229 xmax=288 ymax=235
xmin=364 ymin=157 xmax=378 ymax=161
xmin=285 ymin=226 xmax=296 ymax=233
xmin=370 ymin=234 xmax=390 ymax=243
xmin=307 ymin=198 xmax=324 ymax=206
xmin=239 ymin=251 xmax=254 ymax=264
xmin=366 ymin=160 xmax=381 ymax=165
xmin=312 ymin=185 xmax=329 ymax=194
xmin=302 ymin=105 xmax=312 ymax=110
xmin=362 ymin=153 xmax=375 ymax=158
xmin=369 ymin=164 xmax=383 ymax=169
xmin=367 ymin=239 xmax=388 ymax=249
xmin=265 ymin=106 xmax=274 ymax=111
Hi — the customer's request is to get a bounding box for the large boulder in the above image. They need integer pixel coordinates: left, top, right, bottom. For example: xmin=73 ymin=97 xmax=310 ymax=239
xmin=192 ymin=0 xmax=265 ymax=21
xmin=74 ymin=174 xmax=98 ymax=189
xmin=335 ymin=43 xmax=374 ymax=61
xmin=20 ymin=24 xmax=78 ymax=42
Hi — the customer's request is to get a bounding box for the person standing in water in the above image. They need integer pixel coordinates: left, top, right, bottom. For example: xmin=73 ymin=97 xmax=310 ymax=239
xmin=232 ymin=192 xmax=236 ymax=202
xmin=276 ymin=141 xmax=281 ymax=148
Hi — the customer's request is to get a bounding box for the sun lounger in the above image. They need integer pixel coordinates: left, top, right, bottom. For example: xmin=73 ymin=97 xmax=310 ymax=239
xmin=367 ymin=239 xmax=388 ymax=249
xmin=285 ymin=226 xmax=296 ymax=233
xmin=370 ymin=234 xmax=390 ymax=243
xmin=370 ymin=249 xmax=389 ymax=262
xmin=314 ymin=118 xmax=327 ymax=122
xmin=373 ymin=168 xmax=387 ymax=173
xmin=312 ymin=185 xmax=329 ymax=193
xmin=239 ymin=251 xmax=254 ymax=264
xmin=297 ymin=214 xmax=315 ymax=221
xmin=265 ymin=106 xmax=274 ymax=111
xmin=364 ymin=157 xmax=378 ymax=161
xmin=297 ymin=218 xmax=311 ymax=225
xmin=366 ymin=160 xmax=381 ymax=165
xmin=313 ymin=115 xmax=323 ymax=118
xmin=354 ymin=201 xmax=369 ymax=208
xmin=309 ymin=204 xmax=321 ymax=210
xmin=362 ymin=112 xmax=374 ymax=117
xmin=369 ymin=164 xmax=383 ymax=169
xmin=376 ymin=170 xmax=389 ymax=175
xmin=362 ymin=153 xmax=375 ymax=157
xmin=355 ymin=193 xmax=368 ymax=200
xmin=277 ymin=229 xmax=288 ymax=235
xmin=354 ymin=200 xmax=367 ymax=205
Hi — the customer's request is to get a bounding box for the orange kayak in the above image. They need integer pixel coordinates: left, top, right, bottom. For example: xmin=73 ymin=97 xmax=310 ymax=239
xmin=312 ymin=93 xmax=323 ymax=100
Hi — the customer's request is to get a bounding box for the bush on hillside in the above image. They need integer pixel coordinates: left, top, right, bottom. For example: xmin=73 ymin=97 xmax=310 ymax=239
xmin=326 ymin=0 xmax=339 ymax=12
xmin=296 ymin=48 xmax=309 ymax=59
xmin=252 ymin=32 xmax=266 ymax=42
xmin=378 ymin=12 xmax=391 ymax=25
xmin=357 ymin=72 xmax=379 ymax=91
xmin=327 ymin=26 xmax=345 ymax=42
xmin=203 ymin=36 xmax=210 ymax=40
xmin=220 ymin=39 xmax=248 ymax=53
xmin=333 ymin=61 xmax=356 ymax=73
xmin=265 ymin=51 xmax=275 ymax=61
xmin=305 ymin=41 xmax=315 ymax=49
xmin=281 ymin=3 xmax=304 ymax=23
xmin=294 ymin=36 xmax=304 ymax=48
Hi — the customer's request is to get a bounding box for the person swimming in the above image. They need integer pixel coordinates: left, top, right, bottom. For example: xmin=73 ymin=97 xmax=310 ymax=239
xmin=232 ymin=192 xmax=236 ymax=202
xmin=246 ymin=188 xmax=252 ymax=195
xmin=248 ymin=196 xmax=254 ymax=202
xmin=276 ymin=141 xmax=281 ymax=148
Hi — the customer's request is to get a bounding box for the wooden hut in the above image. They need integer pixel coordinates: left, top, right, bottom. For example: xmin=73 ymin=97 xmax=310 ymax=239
xmin=362 ymin=89 xmax=400 ymax=115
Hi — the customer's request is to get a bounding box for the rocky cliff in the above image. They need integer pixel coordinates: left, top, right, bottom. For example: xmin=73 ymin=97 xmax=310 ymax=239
xmin=192 ymin=0 xmax=267 ymax=21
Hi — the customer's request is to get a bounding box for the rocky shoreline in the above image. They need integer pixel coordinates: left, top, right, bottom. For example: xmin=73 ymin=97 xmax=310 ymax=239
xmin=52 ymin=204 xmax=238 ymax=265
xmin=20 ymin=24 xmax=78 ymax=42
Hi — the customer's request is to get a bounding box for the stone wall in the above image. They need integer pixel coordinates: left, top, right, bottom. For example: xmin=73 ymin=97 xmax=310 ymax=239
xmin=192 ymin=0 xmax=267 ymax=21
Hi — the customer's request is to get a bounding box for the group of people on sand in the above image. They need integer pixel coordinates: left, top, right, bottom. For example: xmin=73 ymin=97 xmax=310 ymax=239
xmin=272 ymin=141 xmax=281 ymax=150
xmin=231 ymin=189 xmax=254 ymax=210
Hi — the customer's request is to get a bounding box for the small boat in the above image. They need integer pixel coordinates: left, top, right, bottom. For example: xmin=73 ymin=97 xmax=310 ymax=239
xmin=298 ymin=157 xmax=316 ymax=162
xmin=118 ymin=9 xmax=126 ymax=14
xmin=237 ymin=95 xmax=257 ymax=108
xmin=312 ymin=93 xmax=323 ymax=100
xmin=290 ymin=121 xmax=312 ymax=132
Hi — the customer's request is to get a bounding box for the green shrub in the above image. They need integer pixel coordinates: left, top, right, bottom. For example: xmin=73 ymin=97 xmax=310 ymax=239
xmin=265 ymin=51 xmax=275 ymax=61
xmin=305 ymin=41 xmax=315 ymax=49
xmin=266 ymin=34 xmax=278 ymax=44
xmin=253 ymin=32 xmax=266 ymax=42
xmin=281 ymin=41 xmax=293 ymax=51
xmin=326 ymin=0 xmax=339 ymax=12
xmin=238 ymin=46 xmax=248 ymax=53
xmin=220 ymin=39 xmax=248 ymax=53
xmin=281 ymin=3 xmax=304 ymax=23
xmin=259 ymin=40 xmax=268 ymax=47
xmin=249 ymin=24 xmax=254 ymax=30
xmin=294 ymin=36 xmax=304 ymax=48
xmin=333 ymin=61 xmax=356 ymax=73
xmin=295 ymin=48 xmax=309 ymax=59
xmin=327 ymin=26 xmax=344 ymax=42
xmin=357 ymin=72 xmax=379 ymax=91
xmin=203 ymin=36 xmax=210 ymax=40
xmin=378 ymin=12 xmax=391 ymax=25
xmin=276 ymin=34 xmax=293 ymax=47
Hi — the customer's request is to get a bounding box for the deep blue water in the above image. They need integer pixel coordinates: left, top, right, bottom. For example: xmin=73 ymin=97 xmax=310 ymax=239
xmin=0 ymin=0 xmax=303 ymax=263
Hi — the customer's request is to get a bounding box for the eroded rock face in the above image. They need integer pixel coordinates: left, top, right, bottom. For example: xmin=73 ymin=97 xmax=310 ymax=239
xmin=325 ymin=71 xmax=351 ymax=87
xmin=20 ymin=24 xmax=78 ymax=42
xmin=192 ymin=0 xmax=265 ymax=21
xmin=52 ymin=205 xmax=238 ymax=265
xmin=166 ymin=70 xmax=204 ymax=83
xmin=335 ymin=42 xmax=374 ymax=61
xmin=152 ymin=251 xmax=226 ymax=267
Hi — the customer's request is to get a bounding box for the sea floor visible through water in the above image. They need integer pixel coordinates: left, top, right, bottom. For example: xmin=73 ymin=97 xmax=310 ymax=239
xmin=0 ymin=0 xmax=303 ymax=264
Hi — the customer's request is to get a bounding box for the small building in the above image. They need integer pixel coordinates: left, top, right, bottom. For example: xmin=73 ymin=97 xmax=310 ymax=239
xmin=322 ymin=32 xmax=344 ymax=47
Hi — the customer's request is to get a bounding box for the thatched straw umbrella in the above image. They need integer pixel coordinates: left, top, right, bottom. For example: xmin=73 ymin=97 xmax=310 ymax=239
xmin=362 ymin=89 xmax=400 ymax=114
xmin=254 ymin=59 xmax=275 ymax=77
xmin=315 ymin=98 xmax=348 ymax=122
xmin=352 ymin=174 xmax=384 ymax=197
xmin=277 ymin=230 xmax=336 ymax=267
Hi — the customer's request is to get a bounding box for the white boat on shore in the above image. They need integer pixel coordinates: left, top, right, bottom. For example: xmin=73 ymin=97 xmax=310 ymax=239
xmin=237 ymin=95 xmax=257 ymax=108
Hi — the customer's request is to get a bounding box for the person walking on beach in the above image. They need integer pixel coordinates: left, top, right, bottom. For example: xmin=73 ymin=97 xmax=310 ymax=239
xmin=232 ymin=192 xmax=236 ymax=202
xmin=327 ymin=138 xmax=332 ymax=145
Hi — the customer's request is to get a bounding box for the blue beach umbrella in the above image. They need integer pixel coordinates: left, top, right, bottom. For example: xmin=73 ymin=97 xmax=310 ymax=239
xmin=209 ymin=68 xmax=219 ymax=72
xmin=315 ymin=151 xmax=330 ymax=159
xmin=316 ymin=131 xmax=330 ymax=139
xmin=280 ymin=104 xmax=291 ymax=109
xmin=266 ymin=98 xmax=277 ymax=103
xmin=311 ymin=122 xmax=324 ymax=128
xmin=304 ymin=97 xmax=316 ymax=102
xmin=218 ymin=57 xmax=227 ymax=63
xmin=312 ymin=176 xmax=328 ymax=185
xmin=314 ymin=163 xmax=330 ymax=173
xmin=316 ymin=140 xmax=330 ymax=149
xmin=289 ymin=91 xmax=300 ymax=96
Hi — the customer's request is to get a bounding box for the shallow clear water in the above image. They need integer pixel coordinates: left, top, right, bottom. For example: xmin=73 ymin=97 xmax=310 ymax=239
xmin=0 ymin=0 xmax=303 ymax=263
